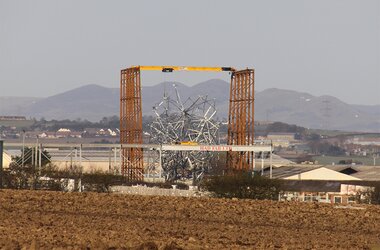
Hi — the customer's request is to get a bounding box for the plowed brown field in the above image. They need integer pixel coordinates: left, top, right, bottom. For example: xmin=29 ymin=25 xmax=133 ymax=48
xmin=0 ymin=190 xmax=380 ymax=249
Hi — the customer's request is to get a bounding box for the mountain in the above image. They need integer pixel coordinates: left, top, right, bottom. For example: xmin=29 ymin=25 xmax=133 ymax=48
xmin=23 ymin=84 xmax=119 ymax=121
xmin=17 ymin=80 xmax=230 ymax=121
xmin=0 ymin=96 xmax=42 ymax=117
xmin=352 ymin=104 xmax=380 ymax=117
xmin=1 ymin=81 xmax=379 ymax=132
xmin=255 ymin=88 xmax=380 ymax=131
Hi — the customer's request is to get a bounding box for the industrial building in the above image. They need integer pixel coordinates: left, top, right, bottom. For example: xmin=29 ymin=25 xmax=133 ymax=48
xmin=264 ymin=165 xmax=380 ymax=204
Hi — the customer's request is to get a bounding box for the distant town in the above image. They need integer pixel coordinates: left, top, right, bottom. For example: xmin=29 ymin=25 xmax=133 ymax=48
xmin=1 ymin=115 xmax=379 ymax=167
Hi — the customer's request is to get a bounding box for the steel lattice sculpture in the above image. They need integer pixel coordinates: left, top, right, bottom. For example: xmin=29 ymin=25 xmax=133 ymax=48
xmin=149 ymin=84 xmax=220 ymax=182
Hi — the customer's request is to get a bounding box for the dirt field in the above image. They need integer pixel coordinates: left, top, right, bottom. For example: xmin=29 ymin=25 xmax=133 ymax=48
xmin=0 ymin=190 xmax=380 ymax=249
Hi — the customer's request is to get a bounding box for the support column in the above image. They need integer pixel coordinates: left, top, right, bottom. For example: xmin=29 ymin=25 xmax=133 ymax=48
xmin=270 ymin=145 xmax=273 ymax=179
xmin=261 ymin=152 xmax=264 ymax=176
xmin=0 ymin=140 xmax=3 ymax=188
xmin=227 ymin=69 xmax=255 ymax=171
xmin=120 ymin=67 xmax=144 ymax=181
xmin=79 ymin=144 xmax=82 ymax=171
xmin=39 ymin=143 xmax=42 ymax=175
xmin=114 ymin=147 xmax=117 ymax=173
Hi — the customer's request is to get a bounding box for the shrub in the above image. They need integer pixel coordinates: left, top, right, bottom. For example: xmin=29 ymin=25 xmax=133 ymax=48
xmin=81 ymin=171 xmax=125 ymax=192
xmin=201 ymin=172 xmax=283 ymax=200
xmin=369 ymin=182 xmax=380 ymax=205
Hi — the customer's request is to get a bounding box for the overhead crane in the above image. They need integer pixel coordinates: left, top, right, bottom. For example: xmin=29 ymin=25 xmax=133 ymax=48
xmin=129 ymin=65 xmax=236 ymax=72
xmin=120 ymin=65 xmax=254 ymax=181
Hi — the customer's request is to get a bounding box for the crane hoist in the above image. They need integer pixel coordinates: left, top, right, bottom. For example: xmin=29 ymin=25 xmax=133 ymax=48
xmin=130 ymin=65 xmax=236 ymax=73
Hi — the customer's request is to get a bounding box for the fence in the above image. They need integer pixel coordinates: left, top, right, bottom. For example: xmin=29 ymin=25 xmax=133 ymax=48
xmin=110 ymin=185 xmax=206 ymax=197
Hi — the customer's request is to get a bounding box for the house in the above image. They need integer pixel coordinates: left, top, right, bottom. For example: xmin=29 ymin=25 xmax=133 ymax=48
xmin=38 ymin=132 xmax=57 ymax=139
xmin=69 ymin=131 xmax=82 ymax=138
xmin=267 ymin=132 xmax=296 ymax=141
xmin=53 ymin=128 xmax=83 ymax=138
xmin=107 ymin=129 xmax=117 ymax=137
xmin=83 ymin=128 xmax=105 ymax=137
xmin=265 ymin=165 xmax=377 ymax=204
xmin=56 ymin=128 xmax=71 ymax=138
xmin=83 ymin=128 xmax=118 ymax=137
xmin=264 ymin=165 xmax=370 ymax=204
xmin=346 ymin=137 xmax=380 ymax=146
xmin=266 ymin=132 xmax=297 ymax=147
xmin=25 ymin=131 xmax=42 ymax=139
xmin=280 ymin=180 xmax=372 ymax=204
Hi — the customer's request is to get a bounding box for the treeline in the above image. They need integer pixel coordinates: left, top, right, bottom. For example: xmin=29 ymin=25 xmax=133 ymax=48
xmin=255 ymin=121 xmax=307 ymax=138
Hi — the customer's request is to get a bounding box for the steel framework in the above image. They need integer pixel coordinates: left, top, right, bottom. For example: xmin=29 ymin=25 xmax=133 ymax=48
xmin=120 ymin=66 xmax=254 ymax=182
xmin=227 ymin=69 xmax=255 ymax=171
xmin=120 ymin=67 xmax=144 ymax=181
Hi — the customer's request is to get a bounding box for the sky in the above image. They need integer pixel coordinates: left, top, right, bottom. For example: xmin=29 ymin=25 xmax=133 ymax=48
xmin=0 ymin=0 xmax=379 ymax=105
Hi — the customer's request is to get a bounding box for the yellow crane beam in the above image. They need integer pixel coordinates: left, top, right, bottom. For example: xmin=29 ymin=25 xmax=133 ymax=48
xmin=129 ymin=65 xmax=236 ymax=72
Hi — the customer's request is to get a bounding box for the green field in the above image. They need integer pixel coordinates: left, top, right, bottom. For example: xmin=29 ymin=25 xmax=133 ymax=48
xmin=313 ymin=155 xmax=380 ymax=166
xmin=308 ymin=128 xmax=380 ymax=138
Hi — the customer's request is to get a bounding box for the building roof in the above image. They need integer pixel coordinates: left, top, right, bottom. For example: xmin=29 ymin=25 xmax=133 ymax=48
xmin=0 ymin=116 xmax=26 ymax=121
xmin=266 ymin=164 xmax=380 ymax=181
xmin=326 ymin=165 xmax=380 ymax=181
xmin=268 ymin=154 xmax=295 ymax=167
xmin=264 ymin=165 xmax=320 ymax=179
xmin=267 ymin=132 xmax=296 ymax=136
xmin=264 ymin=165 xmax=360 ymax=181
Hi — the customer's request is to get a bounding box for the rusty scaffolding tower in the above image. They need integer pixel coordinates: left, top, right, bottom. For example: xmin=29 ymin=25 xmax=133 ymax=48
xmin=120 ymin=67 xmax=143 ymax=181
xmin=120 ymin=66 xmax=254 ymax=181
xmin=227 ymin=69 xmax=255 ymax=171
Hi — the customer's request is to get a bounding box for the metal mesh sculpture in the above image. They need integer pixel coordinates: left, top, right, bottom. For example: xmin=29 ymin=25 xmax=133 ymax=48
xmin=149 ymin=84 xmax=220 ymax=182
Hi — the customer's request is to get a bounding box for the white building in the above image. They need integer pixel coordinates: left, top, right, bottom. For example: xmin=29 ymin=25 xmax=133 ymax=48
xmin=2 ymin=151 xmax=12 ymax=168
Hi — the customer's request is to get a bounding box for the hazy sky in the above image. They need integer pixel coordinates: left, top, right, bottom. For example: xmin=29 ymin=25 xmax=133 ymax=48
xmin=1 ymin=0 xmax=379 ymax=105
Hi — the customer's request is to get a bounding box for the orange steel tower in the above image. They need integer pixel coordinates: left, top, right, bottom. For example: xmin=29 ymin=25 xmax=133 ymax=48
xmin=120 ymin=66 xmax=254 ymax=181
xmin=120 ymin=67 xmax=143 ymax=181
xmin=226 ymin=69 xmax=255 ymax=171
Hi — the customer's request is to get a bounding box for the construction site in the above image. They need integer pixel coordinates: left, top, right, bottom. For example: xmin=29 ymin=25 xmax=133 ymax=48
xmin=2 ymin=65 xmax=273 ymax=185
xmin=1 ymin=66 xmax=380 ymax=249
xmin=2 ymin=0 xmax=379 ymax=248
xmin=119 ymin=65 xmax=262 ymax=183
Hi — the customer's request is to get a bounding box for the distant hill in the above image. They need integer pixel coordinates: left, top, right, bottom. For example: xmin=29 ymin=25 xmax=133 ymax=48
xmin=0 ymin=96 xmax=42 ymax=117
xmin=255 ymin=88 xmax=380 ymax=132
xmin=1 ymin=81 xmax=379 ymax=132
xmin=23 ymin=84 xmax=119 ymax=121
xmin=352 ymin=104 xmax=380 ymax=117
